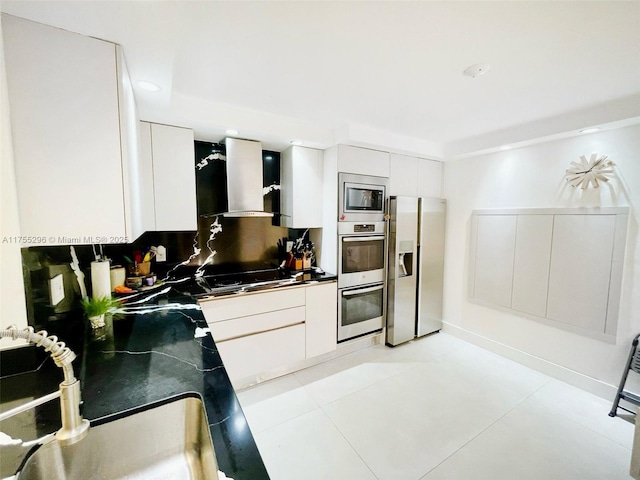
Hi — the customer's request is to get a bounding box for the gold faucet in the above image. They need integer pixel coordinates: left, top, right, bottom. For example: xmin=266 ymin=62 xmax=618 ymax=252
xmin=0 ymin=325 xmax=90 ymax=445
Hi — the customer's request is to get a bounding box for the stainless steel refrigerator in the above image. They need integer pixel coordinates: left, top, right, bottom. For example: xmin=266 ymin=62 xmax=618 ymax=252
xmin=386 ymin=196 xmax=446 ymax=346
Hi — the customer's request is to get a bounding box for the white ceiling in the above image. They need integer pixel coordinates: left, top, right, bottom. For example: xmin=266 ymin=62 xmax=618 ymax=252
xmin=2 ymin=1 xmax=640 ymax=159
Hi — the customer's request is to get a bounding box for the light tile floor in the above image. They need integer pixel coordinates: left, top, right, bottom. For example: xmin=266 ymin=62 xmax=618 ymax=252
xmin=236 ymin=332 xmax=634 ymax=480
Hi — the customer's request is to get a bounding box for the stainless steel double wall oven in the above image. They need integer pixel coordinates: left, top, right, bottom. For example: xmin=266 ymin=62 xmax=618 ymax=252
xmin=337 ymin=173 xmax=388 ymax=342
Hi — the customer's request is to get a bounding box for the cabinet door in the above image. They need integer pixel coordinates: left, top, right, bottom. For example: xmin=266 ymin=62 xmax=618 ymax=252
xmin=137 ymin=123 xmax=157 ymax=233
xmin=305 ymin=283 xmax=337 ymax=358
xmin=281 ymin=146 xmax=323 ymax=228
xmin=416 ymin=159 xmax=443 ymax=198
xmin=389 ymin=154 xmax=418 ymax=196
xmin=546 ymin=215 xmax=617 ymax=332
xmin=511 ymin=215 xmax=553 ymax=317
xmin=337 ymin=145 xmax=389 ymax=177
xmin=3 ymin=15 xmax=125 ymax=241
xmin=471 ymin=215 xmax=517 ymax=308
xmin=199 ymin=287 xmax=306 ymax=323
xmin=151 ymin=123 xmax=197 ymax=231
xmin=216 ymin=325 xmax=306 ymax=382
xmin=209 ymin=307 xmax=305 ymax=342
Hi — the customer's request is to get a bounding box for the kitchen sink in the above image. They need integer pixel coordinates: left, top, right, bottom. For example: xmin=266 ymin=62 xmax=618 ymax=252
xmin=16 ymin=394 xmax=218 ymax=480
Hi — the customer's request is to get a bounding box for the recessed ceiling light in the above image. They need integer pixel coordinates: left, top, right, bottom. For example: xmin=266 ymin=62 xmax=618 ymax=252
xmin=225 ymin=129 xmax=239 ymax=136
xmin=499 ymin=145 xmax=511 ymax=151
xmin=137 ymin=80 xmax=161 ymax=92
xmin=290 ymin=140 xmax=302 ymax=146
xmin=579 ymin=127 xmax=600 ymax=134
xmin=463 ymin=63 xmax=491 ymax=78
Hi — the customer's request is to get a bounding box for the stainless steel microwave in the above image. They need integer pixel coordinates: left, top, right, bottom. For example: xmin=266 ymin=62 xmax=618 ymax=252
xmin=339 ymin=173 xmax=388 ymax=222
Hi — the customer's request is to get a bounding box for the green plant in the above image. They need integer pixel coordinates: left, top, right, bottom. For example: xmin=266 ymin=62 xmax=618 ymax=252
xmin=80 ymin=296 xmax=122 ymax=318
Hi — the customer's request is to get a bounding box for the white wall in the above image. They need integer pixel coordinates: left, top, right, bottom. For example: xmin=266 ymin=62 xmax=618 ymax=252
xmin=0 ymin=19 xmax=29 ymax=348
xmin=443 ymin=124 xmax=640 ymax=398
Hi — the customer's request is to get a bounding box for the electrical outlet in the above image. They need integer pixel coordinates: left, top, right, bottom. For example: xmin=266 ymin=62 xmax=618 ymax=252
xmin=49 ymin=274 xmax=65 ymax=306
xmin=156 ymin=245 xmax=167 ymax=262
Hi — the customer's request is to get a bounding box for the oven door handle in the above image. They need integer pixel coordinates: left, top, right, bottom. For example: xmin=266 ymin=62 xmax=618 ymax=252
xmin=342 ymin=285 xmax=384 ymax=296
xmin=342 ymin=236 xmax=385 ymax=243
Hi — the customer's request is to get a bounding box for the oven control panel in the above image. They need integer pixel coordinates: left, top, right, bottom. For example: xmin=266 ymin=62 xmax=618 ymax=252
xmin=353 ymin=224 xmax=375 ymax=233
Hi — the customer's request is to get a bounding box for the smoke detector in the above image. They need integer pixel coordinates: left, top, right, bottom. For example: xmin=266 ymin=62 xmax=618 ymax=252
xmin=463 ymin=63 xmax=491 ymax=78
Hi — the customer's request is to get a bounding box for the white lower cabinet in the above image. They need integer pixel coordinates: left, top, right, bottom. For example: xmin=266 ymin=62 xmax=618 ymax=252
xmin=215 ymin=325 xmax=306 ymax=382
xmin=305 ymin=282 xmax=337 ymax=358
xmin=199 ymin=282 xmax=337 ymax=383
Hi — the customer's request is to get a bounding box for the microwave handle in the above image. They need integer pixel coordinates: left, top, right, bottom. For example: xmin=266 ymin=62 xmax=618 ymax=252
xmin=342 ymin=285 xmax=384 ymax=296
xmin=342 ymin=236 xmax=384 ymax=243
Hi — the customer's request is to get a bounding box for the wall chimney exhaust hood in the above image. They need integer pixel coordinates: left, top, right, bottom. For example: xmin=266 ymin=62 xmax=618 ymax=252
xmin=221 ymin=137 xmax=273 ymax=218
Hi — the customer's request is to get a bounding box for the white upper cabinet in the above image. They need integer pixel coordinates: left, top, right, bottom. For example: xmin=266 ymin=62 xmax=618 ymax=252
xmin=137 ymin=122 xmax=157 ymax=234
xmin=389 ymin=153 xmax=443 ymax=197
xmin=281 ymin=146 xmax=323 ymax=228
xmin=2 ymin=15 xmax=140 ymax=243
xmin=416 ymin=157 xmax=443 ymax=198
xmin=337 ymin=145 xmax=389 ymax=177
xmin=140 ymin=122 xmax=197 ymax=231
xmin=389 ymin=154 xmax=418 ymax=196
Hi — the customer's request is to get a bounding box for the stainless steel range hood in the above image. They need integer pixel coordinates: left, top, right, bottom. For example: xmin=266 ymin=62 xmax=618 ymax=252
xmin=222 ymin=137 xmax=273 ymax=218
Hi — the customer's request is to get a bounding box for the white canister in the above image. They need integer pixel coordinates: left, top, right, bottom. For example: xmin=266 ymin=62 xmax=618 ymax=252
xmin=110 ymin=266 xmax=126 ymax=291
xmin=91 ymin=260 xmax=111 ymax=299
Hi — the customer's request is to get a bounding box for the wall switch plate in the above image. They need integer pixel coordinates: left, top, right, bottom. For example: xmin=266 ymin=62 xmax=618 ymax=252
xmin=49 ymin=274 xmax=65 ymax=306
xmin=156 ymin=245 xmax=166 ymax=262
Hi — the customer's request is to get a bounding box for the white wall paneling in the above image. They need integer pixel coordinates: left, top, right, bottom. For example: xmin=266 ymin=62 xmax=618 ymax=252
xmin=469 ymin=207 xmax=629 ymax=343
xmin=511 ymin=215 xmax=553 ymax=317
xmin=469 ymin=214 xmax=517 ymax=308
xmin=546 ymin=214 xmax=618 ymax=333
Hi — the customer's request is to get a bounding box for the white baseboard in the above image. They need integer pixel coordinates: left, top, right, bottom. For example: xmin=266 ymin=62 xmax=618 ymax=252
xmin=442 ymin=321 xmax=618 ymax=401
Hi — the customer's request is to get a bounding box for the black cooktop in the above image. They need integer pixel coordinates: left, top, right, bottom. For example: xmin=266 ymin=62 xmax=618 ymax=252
xmin=194 ymin=267 xmax=291 ymax=295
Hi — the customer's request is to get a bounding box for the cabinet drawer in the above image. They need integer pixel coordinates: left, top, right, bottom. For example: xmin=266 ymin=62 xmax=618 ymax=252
xmin=199 ymin=287 xmax=305 ymax=322
xmin=208 ymin=306 xmax=305 ymax=341
xmin=216 ymin=324 xmax=306 ymax=382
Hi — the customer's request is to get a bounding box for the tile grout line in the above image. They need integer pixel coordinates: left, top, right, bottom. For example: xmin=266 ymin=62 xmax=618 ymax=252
xmin=318 ymin=403 xmax=381 ymax=480
xmin=417 ymin=377 xmax=553 ymax=479
xmin=530 ymin=390 xmax=634 ymax=452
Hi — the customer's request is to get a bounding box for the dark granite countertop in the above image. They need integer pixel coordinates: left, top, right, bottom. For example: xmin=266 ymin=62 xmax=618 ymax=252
xmin=80 ymin=292 xmax=269 ymax=480
xmin=1 ymin=270 xmax=337 ymax=479
xmin=0 ymin=290 xmax=270 ymax=479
